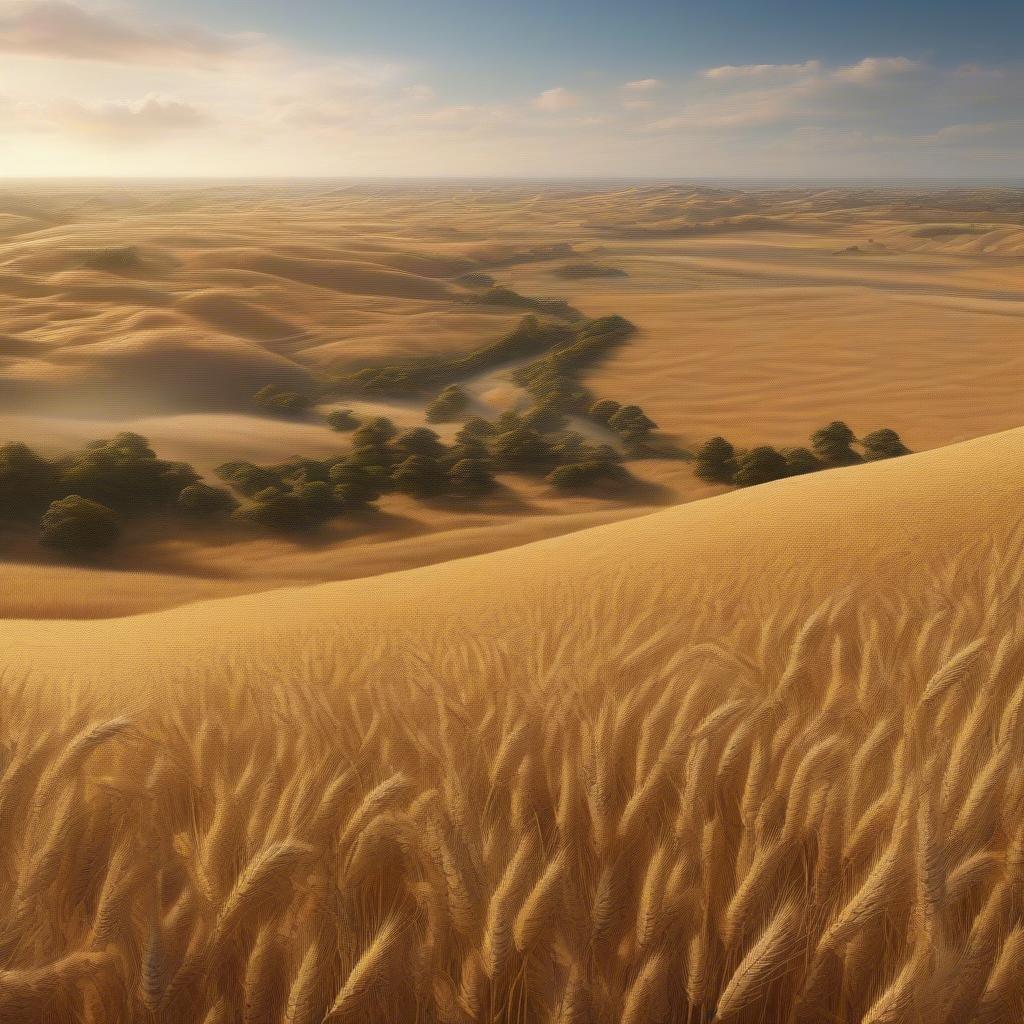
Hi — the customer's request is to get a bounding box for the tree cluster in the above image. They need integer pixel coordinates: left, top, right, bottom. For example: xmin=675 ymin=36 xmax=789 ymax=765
xmin=425 ymin=385 xmax=471 ymax=424
xmin=694 ymin=421 xmax=912 ymax=488
xmin=335 ymin=316 xmax=571 ymax=398
xmin=253 ymin=384 xmax=312 ymax=417
xmin=0 ymin=433 xmax=235 ymax=558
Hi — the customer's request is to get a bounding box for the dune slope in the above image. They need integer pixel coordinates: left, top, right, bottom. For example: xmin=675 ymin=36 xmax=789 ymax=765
xmin=4 ymin=424 xmax=1021 ymax=684
xmin=1 ymin=429 xmax=1023 ymax=1022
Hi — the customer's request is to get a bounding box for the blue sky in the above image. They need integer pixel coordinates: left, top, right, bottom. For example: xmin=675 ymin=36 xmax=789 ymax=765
xmin=1 ymin=0 xmax=1022 ymax=176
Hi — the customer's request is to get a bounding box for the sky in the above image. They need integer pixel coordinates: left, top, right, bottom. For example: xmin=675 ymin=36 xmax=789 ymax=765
xmin=1 ymin=0 xmax=1023 ymax=178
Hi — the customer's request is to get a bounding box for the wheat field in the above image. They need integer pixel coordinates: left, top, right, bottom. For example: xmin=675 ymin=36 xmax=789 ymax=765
xmin=1 ymin=536 xmax=1023 ymax=1024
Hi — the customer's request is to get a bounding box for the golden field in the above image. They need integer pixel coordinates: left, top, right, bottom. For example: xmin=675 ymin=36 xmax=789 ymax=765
xmin=2 ymin=183 xmax=1024 ymax=1022
xmin=1 ymin=431 xmax=1024 ymax=1021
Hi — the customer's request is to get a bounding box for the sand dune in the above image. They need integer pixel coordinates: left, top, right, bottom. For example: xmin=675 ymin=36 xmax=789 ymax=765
xmin=3 ymin=181 xmax=1024 ymax=614
xmin=3 ymin=424 xmax=1019 ymax=682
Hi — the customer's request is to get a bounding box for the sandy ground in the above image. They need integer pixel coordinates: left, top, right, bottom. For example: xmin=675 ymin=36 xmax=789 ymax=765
xmin=2 ymin=180 xmax=1023 ymax=617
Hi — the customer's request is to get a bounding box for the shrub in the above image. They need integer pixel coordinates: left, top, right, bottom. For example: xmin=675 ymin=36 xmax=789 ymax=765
xmin=490 ymin=427 xmax=552 ymax=472
xmin=734 ymin=446 xmax=788 ymax=487
xmin=326 ymin=409 xmax=360 ymax=432
xmin=39 ymin=495 xmax=120 ymax=555
xmin=391 ymin=455 xmax=447 ymax=498
xmin=177 ymin=483 xmax=237 ymax=517
xmin=694 ymin=437 xmax=737 ymax=484
xmin=782 ymin=447 xmax=823 ymax=477
xmin=58 ymin=433 xmax=199 ymax=510
xmin=547 ymin=460 xmax=630 ymax=492
xmin=235 ymin=492 xmax=310 ymax=530
xmin=425 ymin=386 xmax=470 ymax=424
xmin=215 ymin=462 xmax=284 ymax=498
xmin=352 ymin=417 xmax=398 ymax=449
xmin=393 ymin=427 xmax=445 ymax=461
xmin=442 ymin=434 xmax=491 ymax=468
xmin=523 ymin=404 xmax=568 ymax=433
xmin=862 ymin=428 xmax=911 ymax=461
xmin=608 ymin=405 xmax=657 ymax=442
xmin=295 ymin=481 xmax=336 ymax=519
xmin=254 ymin=385 xmax=311 ymax=417
xmin=0 ymin=443 xmax=57 ymax=520
xmin=459 ymin=417 xmax=497 ymax=440
xmin=328 ymin=463 xmax=384 ymax=505
xmin=589 ymin=399 xmax=621 ymax=425
xmin=448 ymin=458 xmax=496 ymax=496
xmin=811 ymin=421 xmax=862 ymax=467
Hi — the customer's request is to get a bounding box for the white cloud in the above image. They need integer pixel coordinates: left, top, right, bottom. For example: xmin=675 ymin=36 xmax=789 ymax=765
xmin=623 ymin=78 xmax=661 ymax=92
xmin=833 ymin=56 xmax=919 ymax=84
xmin=534 ymin=87 xmax=581 ymax=112
xmin=0 ymin=0 xmax=245 ymax=65
xmin=53 ymin=94 xmax=209 ymax=141
xmin=704 ymin=61 xmax=821 ymax=81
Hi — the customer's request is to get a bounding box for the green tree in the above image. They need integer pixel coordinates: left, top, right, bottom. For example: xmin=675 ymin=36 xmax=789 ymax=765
xmin=352 ymin=416 xmax=398 ymax=449
xmin=782 ymin=447 xmax=823 ymax=477
xmin=328 ymin=463 xmax=384 ymax=505
xmin=442 ymin=433 xmax=490 ymax=469
xmin=326 ymin=409 xmax=360 ymax=432
xmin=58 ymin=434 xmax=199 ymax=509
xmin=862 ymin=428 xmax=911 ymax=461
xmin=694 ymin=437 xmax=737 ymax=485
xmin=734 ymin=446 xmax=788 ymax=487
xmin=490 ymin=427 xmax=552 ymax=472
xmin=236 ymin=492 xmax=310 ymax=530
xmin=215 ymin=461 xmax=283 ymax=498
xmin=0 ymin=443 xmax=56 ymax=520
xmin=425 ymin=385 xmax=470 ymax=424
xmin=547 ymin=460 xmax=630 ymax=492
xmin=459 ymin=417 xmax=496 ymax=440
xmin=391 ymin=455 xmax=447 ymax=498
xmin=448 ymin=458 xmax=496 ymax=496
xmin=177 ymin=483 xmax=237 ymax=517
xmin=608 ymin=405 xmax=657 ymax=443
xmin=254 ymin=385 xmax=311 ymax=417
xmin=523 ymin=404 xmax=568 ymax=433
xmin=589 ymin=399 xmax=622 ymax=425
xmin=810 ymin=421 xmax=862 ymax=467
xmin=393 ymin=427 xmax=445 ymax=461
xmin=295 ymin=480 xmax=336 ymax=518
xmin=39 ymin=495 xmax=120 ymax=555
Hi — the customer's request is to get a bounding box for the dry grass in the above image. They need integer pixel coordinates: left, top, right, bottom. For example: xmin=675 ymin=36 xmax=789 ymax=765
xmin=1 ymin=545 xmax=1023 ymax=1023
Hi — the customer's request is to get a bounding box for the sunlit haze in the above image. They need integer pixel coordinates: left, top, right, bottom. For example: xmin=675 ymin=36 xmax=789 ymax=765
xmin=2 ymin=0 xmax=1023 ymax=177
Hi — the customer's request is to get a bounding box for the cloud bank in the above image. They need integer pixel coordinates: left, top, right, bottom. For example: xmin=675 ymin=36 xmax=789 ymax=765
xmin=0 ymin=1 xmax=1021 ymax=177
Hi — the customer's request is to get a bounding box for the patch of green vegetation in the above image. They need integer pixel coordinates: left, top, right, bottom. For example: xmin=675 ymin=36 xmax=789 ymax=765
xmin=254 ymin=384 xmax=312 ymax=417
xmin=425 ymin=384 xmax=471 ymax=423
xmin=333 ymin=315 xmax=572 ymax=398
xmin=460 ymin=286 xmax=581 ymax=321
xmin=697 ymin=422 xmax=912 ymax=489
xmin=546 ymin=459 xmax=632 ymax=492
xmin=326 ymin=408 xmax=360 ymax=432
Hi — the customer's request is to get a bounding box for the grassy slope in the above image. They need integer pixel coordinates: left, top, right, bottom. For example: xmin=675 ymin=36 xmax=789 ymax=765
xmin=0 ymin=429 xmax=1022 ymax=1022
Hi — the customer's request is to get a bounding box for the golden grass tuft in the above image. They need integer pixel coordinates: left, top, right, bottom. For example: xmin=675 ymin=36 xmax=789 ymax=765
xmin=1 ymin=547 xmax=1023 ymax=1022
